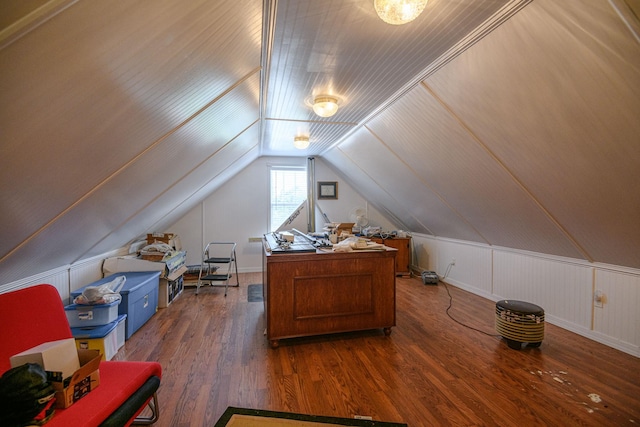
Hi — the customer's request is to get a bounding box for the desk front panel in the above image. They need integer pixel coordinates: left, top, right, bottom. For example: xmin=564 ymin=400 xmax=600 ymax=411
xmin=264 ymin=250 xmax=396 ymax=343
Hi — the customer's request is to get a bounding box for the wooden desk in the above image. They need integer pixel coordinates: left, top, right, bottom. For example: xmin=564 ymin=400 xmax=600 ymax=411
xmin=262 ymin=240 xmax=397 ymax=348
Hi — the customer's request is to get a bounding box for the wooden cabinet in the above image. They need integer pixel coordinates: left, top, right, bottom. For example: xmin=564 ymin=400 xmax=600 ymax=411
xmin=369 ymin=237 xmax=411 ymax=277
xmin=262 ymin=241 xmax=397 ymax=348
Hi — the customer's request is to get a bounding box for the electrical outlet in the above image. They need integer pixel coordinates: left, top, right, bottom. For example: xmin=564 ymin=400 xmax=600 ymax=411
xmin=594 ymin=290 xmax=604 ymax=308
xmin=451 ymin=258 xmax=456 ymax=266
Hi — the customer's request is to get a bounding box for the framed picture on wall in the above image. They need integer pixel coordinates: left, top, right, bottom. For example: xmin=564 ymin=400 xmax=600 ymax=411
xmin=318 ymin=181 xmax=338 ymax=199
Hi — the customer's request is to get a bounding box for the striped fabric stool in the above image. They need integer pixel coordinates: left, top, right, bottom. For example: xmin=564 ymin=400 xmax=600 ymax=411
xmin=495 ymin=300 xmax=545 ymax=350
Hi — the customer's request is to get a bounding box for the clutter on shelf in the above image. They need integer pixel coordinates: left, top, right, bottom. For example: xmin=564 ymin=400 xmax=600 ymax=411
xmin=104 ymin=232 xmax=186 ymax=278
xmin=139 ymin=232 xmax=182 ymax=262
xmin=103 ymin=232 xmax=187 ymax=308
xmin=331 ymin=236 xmax=385 ymax=252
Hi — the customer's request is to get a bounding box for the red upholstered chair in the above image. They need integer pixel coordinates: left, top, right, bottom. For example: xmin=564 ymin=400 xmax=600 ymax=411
xmin=0 ymin=284 xmax=162 ymax=426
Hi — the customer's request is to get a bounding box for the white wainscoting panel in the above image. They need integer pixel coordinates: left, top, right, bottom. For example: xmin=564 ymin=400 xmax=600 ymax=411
xmin=437 ymin=238 xmax=493 ymax=298
xmin=593 ymin=269 xmax=640 ymax=353
xmin=1 ymin=249 xmax=121 ymax=303
xmin=0 ymin=266 xmax=70 ymax=301
xmin=493 ymin=251 xmax=593 ymax=332
xmin=69 ymin=255 xmax=108 ymax=294
xmin=387 ymin=234 xmax=639 ymax=357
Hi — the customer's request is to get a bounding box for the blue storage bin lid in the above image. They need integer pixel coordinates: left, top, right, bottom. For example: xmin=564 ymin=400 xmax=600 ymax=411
xmin=71 ymin=314 xmax=127 ymax=339
xmin=65 ymin=300 xmax=120 ymax=311
xmin=71 ymin=271 xmax=161 ymax=297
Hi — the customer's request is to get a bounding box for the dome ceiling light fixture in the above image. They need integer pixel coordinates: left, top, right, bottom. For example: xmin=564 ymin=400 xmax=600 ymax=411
xmin=374 ymin=0 xmax=428 ymax=25
xmin=293 ymin=135 xmax=310 ymax=149
xmin=312 ymin=96 xmax=339 ymax=118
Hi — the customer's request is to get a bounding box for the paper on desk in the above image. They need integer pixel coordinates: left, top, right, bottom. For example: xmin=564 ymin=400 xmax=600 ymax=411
xmin=332 ymin=237 xmax=385 ymax=252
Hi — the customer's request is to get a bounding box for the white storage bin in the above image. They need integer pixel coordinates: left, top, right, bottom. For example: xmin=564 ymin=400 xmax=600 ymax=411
xmin=71 ymin=314 xmax=126 ymax=360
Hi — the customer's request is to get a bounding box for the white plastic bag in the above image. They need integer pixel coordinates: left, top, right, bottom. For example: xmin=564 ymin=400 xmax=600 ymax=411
xmin=73 ymin=275 xmax=126 ymax=305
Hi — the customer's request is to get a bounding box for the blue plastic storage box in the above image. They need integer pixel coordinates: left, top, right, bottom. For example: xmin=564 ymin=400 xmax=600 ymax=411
xmin=72 ymin=271 xmax=160 ymax=340
xmin=71 ymin=314 xmax=126 ymax=360
xmin=64 ymin=300 xmax=120 ymax=328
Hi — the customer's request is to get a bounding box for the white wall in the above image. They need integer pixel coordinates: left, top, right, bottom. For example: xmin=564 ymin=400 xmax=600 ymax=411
xmin=169 ymin=156 xmax=398 ymax=271
xmin=313 ymin=159 xmax=397 ymax=234
xmin=411 ymin=233 xmax=640 ymax=358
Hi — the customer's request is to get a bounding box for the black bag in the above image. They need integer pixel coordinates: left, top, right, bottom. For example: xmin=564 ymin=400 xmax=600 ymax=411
xmin=0 ymin=363 xmax=56 ymax=426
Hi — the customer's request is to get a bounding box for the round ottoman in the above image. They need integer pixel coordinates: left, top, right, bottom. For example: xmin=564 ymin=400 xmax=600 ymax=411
xmin=495 ymin=300 xmax=545 ymax=350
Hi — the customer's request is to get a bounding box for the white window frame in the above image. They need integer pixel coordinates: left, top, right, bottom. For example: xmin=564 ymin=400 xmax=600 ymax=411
xmin=268 ymin=165 xmax=307 ymax=232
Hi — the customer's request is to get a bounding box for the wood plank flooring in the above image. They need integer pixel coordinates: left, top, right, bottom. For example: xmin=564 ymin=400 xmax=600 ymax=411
xmin=115 ymin=273 xmax=640 ymax=426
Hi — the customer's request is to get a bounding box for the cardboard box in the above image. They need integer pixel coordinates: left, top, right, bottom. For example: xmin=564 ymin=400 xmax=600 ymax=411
xmin=10 ymin=338 xmax=80 ymax=383
xmin=167 ymin=265 xmax=187 ymax=281
xmin=159 ymin=273 xmax=184 ymax=308
xmin=102 ymin=251 xmax=186 ymax=278
xmin=139 ymin=251 xmax=165 ymax=262
xmin=146 ymin=233 xmax=182 ymax=250
xmin=336 ymin=223 xmax=355 ymax=235
xmin=52 ymin=349 xmax=101 ymax=408
xmin=102 ymin=255 xmax=164 ymax=276
xmin=146 ymin=232 xmax=174 ymax=244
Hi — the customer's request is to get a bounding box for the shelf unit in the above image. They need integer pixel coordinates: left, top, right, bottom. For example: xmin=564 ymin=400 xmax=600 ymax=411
xmin=369 ymin=236 xmax=411 ymax=277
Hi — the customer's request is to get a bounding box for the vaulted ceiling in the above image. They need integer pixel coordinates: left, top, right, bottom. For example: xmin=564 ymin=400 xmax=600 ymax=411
xmin=1 ymin=0 xmax=639 ymax=284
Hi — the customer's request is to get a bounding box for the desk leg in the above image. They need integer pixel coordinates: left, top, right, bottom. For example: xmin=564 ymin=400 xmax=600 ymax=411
xmin=270 ymin=340 xmax=280 ymax=349
xmin=384 ymin=327 xmax=392 ymax=336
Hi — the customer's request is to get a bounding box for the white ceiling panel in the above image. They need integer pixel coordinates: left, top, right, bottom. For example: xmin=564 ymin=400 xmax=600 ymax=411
xmin=261 ymin=119 xmax=356 ymax=155
xmin=366 ymin=84 xmax=587 ymax=259
xmin=321 ymin=148 xmax=418 ymax=233
xmin=0 ymin=77 xmax=261 ymax=282
xmin=0 ymin=0 xmax=262 ymax=259
xmin=262 ymin=0 xmax=518 ymax=156
xmin=336 ymin=127 xmax=487 ymax=242
xmin=426 ymin=0 xmax=640 ymax=266
xmin=88 ymin=128 xmax=262 ymax=259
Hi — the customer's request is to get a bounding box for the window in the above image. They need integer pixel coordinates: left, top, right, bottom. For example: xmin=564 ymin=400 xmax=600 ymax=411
xmin=269 ymin=167 xmax=307 ymax=232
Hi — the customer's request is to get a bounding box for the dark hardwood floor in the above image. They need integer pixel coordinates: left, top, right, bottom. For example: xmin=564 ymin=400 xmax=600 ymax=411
xmin=116 ymin=273 xmax=640 ymax=426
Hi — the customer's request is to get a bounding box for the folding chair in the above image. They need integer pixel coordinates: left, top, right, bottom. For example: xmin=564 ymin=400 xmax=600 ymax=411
xmin=196 ymin=241 xmax=239 ymax=296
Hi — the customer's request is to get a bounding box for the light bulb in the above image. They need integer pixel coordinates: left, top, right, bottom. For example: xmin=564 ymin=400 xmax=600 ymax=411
xmin=374 ymin=0 xmax=428 ymax=25
xmin=312 ymin=96 xmax=339 ymax=117
xmin=293 ymin=136 xmax=310 ymax=149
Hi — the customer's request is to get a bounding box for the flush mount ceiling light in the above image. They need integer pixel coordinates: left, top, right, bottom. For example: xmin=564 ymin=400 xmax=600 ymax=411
xmin=374 ymin=0 xmax=428 ymax=25
xmin=312 ymin=96 xmax=339 ymax=118
xmin=293 ymin=136 xmax=310 ymax=149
